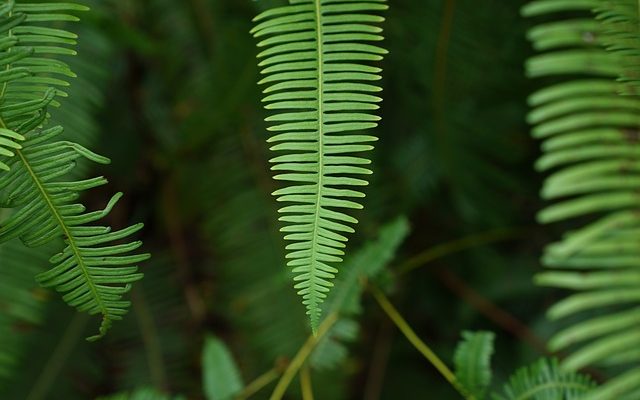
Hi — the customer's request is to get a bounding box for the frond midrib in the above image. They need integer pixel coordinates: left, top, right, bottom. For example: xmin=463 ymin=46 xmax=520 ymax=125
xmin=308 ymin=0 xmax=325 ymax=329
xmin=7 ymin=123 xmax=108 ymax=320
xmin=0 ymin=5 xmax=108 ymax=321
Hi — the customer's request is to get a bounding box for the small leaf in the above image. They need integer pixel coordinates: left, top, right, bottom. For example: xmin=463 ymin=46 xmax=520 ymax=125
xmin=203 ymin=335 xmax=244 ymax=400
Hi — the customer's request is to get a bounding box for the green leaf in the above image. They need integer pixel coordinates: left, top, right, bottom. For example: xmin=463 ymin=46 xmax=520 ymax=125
xmin=202 ymin=335 xmax=244 ymax=400
xmin=252 ymin=0 xmax=389 ymax=332
xmin=0 ymin=1 xmax=149 ymax=340
xmin=454 ymin=331 xmax=495 ymax=399
xmin=525 ymin=0 xmax=640 ymax=397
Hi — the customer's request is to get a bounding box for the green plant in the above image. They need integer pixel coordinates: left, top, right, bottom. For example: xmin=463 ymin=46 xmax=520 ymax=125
xmin=251 ymin=0 xmax=388 ymax=331
xmin=0 ymin=1 xmax=148 ymax=341
xmin=3 ymin=0 xmax=640 ymax=398
xmin=525 ymin=0 xmax=640 ymax=398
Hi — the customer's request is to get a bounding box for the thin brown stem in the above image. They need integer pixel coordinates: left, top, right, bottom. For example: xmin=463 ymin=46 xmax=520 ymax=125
xmin=436 ymin=268 xmax=549 ymax=355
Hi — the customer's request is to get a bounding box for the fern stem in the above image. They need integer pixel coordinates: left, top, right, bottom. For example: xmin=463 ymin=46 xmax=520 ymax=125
xmin=369 ymin=284 xmax=472 ymax=400
xmin=397 ymin=227 xmax=525 ymax=275
xmin=236 ymin=367 xmax=281 ymax=400
xmin=269 ymin=313 xmax=338 ymax=400
xmin=300 ymin=364 xmax=315 ymax=400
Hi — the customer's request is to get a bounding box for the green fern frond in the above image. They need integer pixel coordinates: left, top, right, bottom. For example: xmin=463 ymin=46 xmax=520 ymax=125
xmin=494 ymin=358 xmax=595 ymax=400
xmin=251 ymin=0 xmax=389 ymax=331
xmin=525 ymin=0 xmax=640 ymax=397
xmin=202 ymin=335 xmax=244 ymax=400
xmin=454 ymin=331 xmax=495 ymax=400
xmin=0 ymin=1 xmax=149 ymax=340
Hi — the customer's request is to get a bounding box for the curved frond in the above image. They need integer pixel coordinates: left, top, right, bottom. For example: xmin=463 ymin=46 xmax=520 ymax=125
xmin=251 ymin=0 xmax=388 ymax=331
xmin=0 ymin=1 xmax=149 ymax=340
xmin=454 ymin=331 xmax=495 ymax=400
xmin=525 ymin=0 xmax=640 ymax=397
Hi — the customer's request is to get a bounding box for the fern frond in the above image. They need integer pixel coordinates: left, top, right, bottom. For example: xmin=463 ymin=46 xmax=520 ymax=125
xmin=494 ymin=358 xmax=595 ymax=400
xmin=454 ymin=331 xmax=495 ymax=400
xmin=251 ymin=0 xmax=389 ymax=331
xmin=202 ymin=335 xmax=244 ymax=400
xmin=525 ymin=0 xmax=640 ymax=397
xmin=0 ymin=1 xmax=149 ymax=340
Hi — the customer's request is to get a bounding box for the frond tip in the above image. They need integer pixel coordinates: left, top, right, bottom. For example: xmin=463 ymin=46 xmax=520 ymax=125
xmin=252 ymin=0 xmax=389 ymax=331
xmin=34 ymin=193 xmax=149 ymax=342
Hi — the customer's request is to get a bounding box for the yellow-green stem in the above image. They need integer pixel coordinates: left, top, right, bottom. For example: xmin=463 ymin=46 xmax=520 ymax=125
xmin=270 ymin=313 xmax=338 ymax=400
xmin=300 ymin=364 xmax=315 ymax=400
xmin=369 ymin=284 xmax=473 ymax=400
xmin=236 ymin=367 xmax=281 ymax=400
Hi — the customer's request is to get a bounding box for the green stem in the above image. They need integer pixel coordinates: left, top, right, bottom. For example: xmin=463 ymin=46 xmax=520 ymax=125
xmin=397 ymin=227 xmax=525 ymax=275
xmin=236 ymin=367 xmax=281 ymax=400
xmin=269 ymin=313 xmax=338 ymax=400
xmin=300 ymin=364 xmax=315 ymax=400
xmin=369 ymin=284 xmax=472 ymax=400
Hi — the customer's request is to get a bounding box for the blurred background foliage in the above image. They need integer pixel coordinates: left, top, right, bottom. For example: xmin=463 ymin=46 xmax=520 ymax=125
xmin=0 ymin=0 xmax=573 ymax=398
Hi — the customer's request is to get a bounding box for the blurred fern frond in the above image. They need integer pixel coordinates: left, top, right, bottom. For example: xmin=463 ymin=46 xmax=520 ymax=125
xmin=494 ymin=358 xmax=595 ymax=400
xmin=525 ymin=0 xmax=640 ymax=397
xmin=453 ymin=331 xmax=495 ymax=400
xmin=0 ymin=1 xmax=149 ymax=340
xmin=202 ymin=335 xmax=244 ymax=400
xmin=251 ymin=0 xmax=388 ymax=331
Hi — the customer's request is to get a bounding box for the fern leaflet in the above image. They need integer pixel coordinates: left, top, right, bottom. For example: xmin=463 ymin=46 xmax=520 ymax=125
xmin=251 ymin=0 xmax=388 ymax=331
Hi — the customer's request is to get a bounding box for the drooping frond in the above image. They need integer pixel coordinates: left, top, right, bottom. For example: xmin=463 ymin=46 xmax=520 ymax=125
xmin=0 ymin=1 xmax=149 ymax=340
xmin=494 ymin=358 xmax=595 ymax=400
xmin=524 ymin=0 xmax=640 ymax=397
xmin=454 ymin=331 xmax=495 ymax=400
xmin=251 ymin=0 xmax=389 ymax=331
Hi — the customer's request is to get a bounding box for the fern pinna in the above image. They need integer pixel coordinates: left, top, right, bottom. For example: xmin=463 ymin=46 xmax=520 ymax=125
xmin=251 ymin=0 xmax=388 ymax=331
xmin=525 ymin=0 xmax=640 ymax=398
xmin=0 ymin=1 xmax=149 ymax=341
